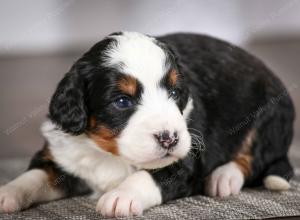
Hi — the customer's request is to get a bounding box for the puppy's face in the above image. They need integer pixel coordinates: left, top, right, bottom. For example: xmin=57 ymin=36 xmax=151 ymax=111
xmin=50 ymin=32 xmax=192 ymax=169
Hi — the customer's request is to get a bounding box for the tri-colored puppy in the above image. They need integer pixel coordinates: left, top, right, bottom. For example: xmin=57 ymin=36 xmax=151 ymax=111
xmin=0 ymin=32 xmax=295 ymax=217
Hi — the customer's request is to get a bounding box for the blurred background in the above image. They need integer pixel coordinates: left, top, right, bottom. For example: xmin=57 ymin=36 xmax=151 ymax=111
xmin=0 ymin=0 xmax=299 ymax=164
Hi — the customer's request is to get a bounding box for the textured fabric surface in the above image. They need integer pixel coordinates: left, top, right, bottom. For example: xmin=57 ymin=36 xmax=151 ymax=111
xmin=0 ymin=158 xmax=300 ymax=220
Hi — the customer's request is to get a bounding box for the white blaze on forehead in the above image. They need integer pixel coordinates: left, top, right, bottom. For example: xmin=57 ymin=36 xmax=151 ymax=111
xmin=103 ymin=33 xmax=191 ymax=169
xmin=104 ymin=32 xmax=168 ymax=86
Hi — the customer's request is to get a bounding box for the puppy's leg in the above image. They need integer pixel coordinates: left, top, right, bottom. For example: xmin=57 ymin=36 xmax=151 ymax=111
xmin=205 ymin=130 xmax=255 ymax=197
xmin=0 ymin=146 xmax=90 ymax=213
xmin=263 ymin=156 xmax=293 ymax=191
xmin=97 ymin=159 xmax=197 ymax=217
xmin=0 ymin=169 xmax=64 ymax=213
xmin=206 ymin=124 xmax=294 ymax=197
xmin=96 ymin=171 xmax=162 ymax=217
xmin=205 ymin=161 xmax=245 ymax=197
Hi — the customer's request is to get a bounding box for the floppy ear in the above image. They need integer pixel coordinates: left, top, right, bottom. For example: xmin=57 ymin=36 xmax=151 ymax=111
xmin=49 ymin=71 xmax=87 ymax=135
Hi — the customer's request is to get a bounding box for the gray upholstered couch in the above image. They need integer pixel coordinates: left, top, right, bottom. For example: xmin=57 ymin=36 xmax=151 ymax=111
xmin=0 ymin=154 xmax=300 ymax=220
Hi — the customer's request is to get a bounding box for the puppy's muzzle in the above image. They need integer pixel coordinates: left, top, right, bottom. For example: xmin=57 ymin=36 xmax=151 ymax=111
xmin=154 ymin=130 xmax=179 ymax=150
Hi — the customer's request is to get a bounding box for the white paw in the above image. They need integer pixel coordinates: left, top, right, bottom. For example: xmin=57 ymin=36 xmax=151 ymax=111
xmin=205 ymin=162 xmax=244 ymax=197
xmin=96 ymin=189 xmax=143 ymax=217
xmin=264 ymin=175 xmax=290 ymax=191
xmin=0 ymin=185 xmax=25 ymax=213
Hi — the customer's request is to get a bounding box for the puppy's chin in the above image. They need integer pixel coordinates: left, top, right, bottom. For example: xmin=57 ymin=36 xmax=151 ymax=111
xmin=118 ymin=143 xmax=191 ymax=170
xmin=135 ymin=156 xmax=180 ymax=169
xmin=119 ymin=152 xmax=179 ymax=170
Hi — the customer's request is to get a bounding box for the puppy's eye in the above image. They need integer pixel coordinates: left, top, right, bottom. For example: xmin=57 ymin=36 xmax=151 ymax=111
xmin=169 ymin=88 xmax=180 ymax=100
xmin=114 ymin=96 xmax=134 ymax=109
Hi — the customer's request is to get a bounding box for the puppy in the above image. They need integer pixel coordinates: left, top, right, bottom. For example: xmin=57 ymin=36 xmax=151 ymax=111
xmin=0 ymin=32 xmax=294 ymax=217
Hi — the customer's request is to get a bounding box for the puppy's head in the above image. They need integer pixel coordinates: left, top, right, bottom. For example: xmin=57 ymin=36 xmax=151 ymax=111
xmin=49 ymin=32 xmax=192 ymax=169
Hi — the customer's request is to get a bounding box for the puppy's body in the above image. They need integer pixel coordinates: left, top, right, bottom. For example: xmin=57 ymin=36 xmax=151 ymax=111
xmin=0 ymin=32 xmax=294 ymax=216
xmin=152 ymin=33 xmax=294 ymax=200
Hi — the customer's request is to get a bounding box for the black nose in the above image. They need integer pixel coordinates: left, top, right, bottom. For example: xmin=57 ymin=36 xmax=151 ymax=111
xmin=154 ymin=130 xmax=179 ymax=149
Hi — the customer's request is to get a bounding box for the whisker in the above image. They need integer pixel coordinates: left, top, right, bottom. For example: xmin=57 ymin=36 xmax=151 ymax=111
xmin=185 ymin=118 xmax=193 ymax=122
xmin=188 ymin=128 xmax=203 ymax=136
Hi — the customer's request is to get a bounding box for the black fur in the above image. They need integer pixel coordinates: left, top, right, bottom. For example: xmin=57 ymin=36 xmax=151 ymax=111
xmin=150 ymin=33 xmax=295 ymax=202
xmin=49 ymin=72 xmax=87 ymax=134
xmin=49 ymin=37 xmax=144 ymax=135
xmin=31 ymin=32 xmax=294 ymax=204
xmin=28 ymin=144 xmax=91 ymax=196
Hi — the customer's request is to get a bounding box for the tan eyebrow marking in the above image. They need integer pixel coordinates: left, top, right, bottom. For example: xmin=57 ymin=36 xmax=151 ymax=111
xmin=169 ymin=69 xmax=178 ymax=86
xmin=117 ymin=74 xmax=137 ymax=96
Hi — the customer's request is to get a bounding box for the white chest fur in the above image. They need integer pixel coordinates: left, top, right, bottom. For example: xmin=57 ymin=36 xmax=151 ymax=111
xmin=41 ymin=120 xmax=135 ymax=193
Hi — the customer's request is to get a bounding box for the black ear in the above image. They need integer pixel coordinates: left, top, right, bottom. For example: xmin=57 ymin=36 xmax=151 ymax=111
xmin=49 ymin=72 xmax=87 ymax=135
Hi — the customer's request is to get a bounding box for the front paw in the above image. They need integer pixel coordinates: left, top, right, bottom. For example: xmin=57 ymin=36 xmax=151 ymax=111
xmin=96 ymin=189 xmax=143 ymax=217
xmin=0 ymin=185 xmax=25 ymax=213
xmin=205 ymin=162 xmax=244 ymax=197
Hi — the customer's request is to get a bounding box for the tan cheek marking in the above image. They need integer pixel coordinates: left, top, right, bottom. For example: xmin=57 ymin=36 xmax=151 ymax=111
xmin=169 ymin=69 xmax=178 ymax=86
xmin=117 ymin=75 xmax=137 ymax=96
xmin=88 ymin=126 xmax=119 ymax=155
xmin=233 ymin=129 xmax=256 ymax=177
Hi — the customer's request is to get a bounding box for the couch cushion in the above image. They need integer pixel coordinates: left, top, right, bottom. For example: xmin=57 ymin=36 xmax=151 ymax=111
xmin=0 ymin=158 xmax=300 ymax=220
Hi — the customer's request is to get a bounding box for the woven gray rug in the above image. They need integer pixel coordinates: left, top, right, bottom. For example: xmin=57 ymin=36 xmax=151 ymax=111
xmin=0 ymin=158 xmax=300 ymax=220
